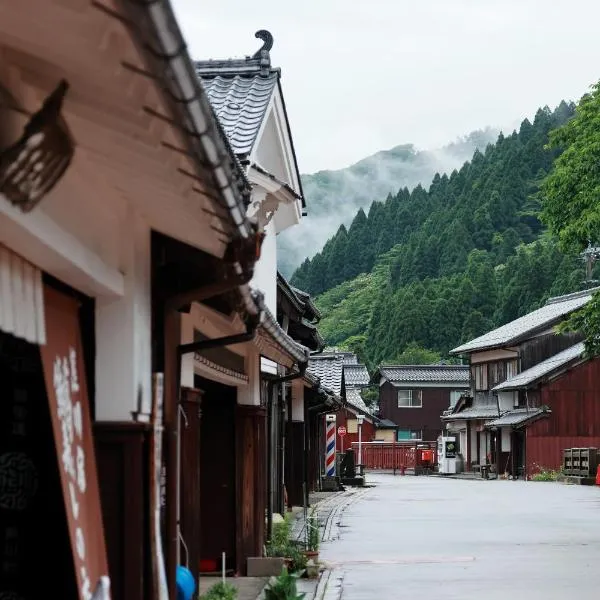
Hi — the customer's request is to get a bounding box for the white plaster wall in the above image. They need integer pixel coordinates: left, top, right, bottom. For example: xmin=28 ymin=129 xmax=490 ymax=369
xmin=498 ymin=391 xmax=516 ymax=412
xmin=95 ymin=210 xmax=152 ymax=422
xmin=238 ymin=349 xmax=261 ymax=406
xmin=501 ymin=428 xmax=511 ymax=452
xmin=251 ymin=218 xmax=277 ymax=317
xmin=291 ymin=379 xmax=304 ymax=422
xmin=470 ymin=427 xmax=477 ymax=463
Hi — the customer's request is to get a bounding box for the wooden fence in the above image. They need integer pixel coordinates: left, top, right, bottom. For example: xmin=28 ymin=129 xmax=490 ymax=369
xmin=350 ymin=441 xmax=436 ymax=471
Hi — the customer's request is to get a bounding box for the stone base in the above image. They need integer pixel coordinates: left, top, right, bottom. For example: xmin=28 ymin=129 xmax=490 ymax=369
xmin=561 ymin=475 xmax=596 ymax=486
xmin=320 ymin=476 xmax=342 ymax=491
xmin=341 ymin=476 xmax=364 ymax=487
xmin=247 ymin=557 xmax=286 ymax=577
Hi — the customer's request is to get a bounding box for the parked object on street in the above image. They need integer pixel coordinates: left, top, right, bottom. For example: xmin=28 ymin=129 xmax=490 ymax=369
xmin=437 ymin=436 xmax=459 ymax=474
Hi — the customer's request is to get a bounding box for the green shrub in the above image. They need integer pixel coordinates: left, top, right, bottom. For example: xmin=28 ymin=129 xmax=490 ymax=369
xmin=198 ymin=581 xmax=237 ymax=600
xmin=531 ymin=466 xmax=560 ymax=482
xmin=264 ymin=569 xmax=305 ymax=600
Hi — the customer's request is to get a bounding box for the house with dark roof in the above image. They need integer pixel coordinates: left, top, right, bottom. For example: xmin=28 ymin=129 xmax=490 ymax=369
xmin=372 ymin=365 xmax=470 ymax=442
xmin=449 ymin=287 xmax=600 ymax=478
xmin=172 ymin=31 xmax=315 ymax=577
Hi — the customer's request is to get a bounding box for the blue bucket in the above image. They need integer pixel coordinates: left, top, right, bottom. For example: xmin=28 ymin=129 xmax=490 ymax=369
xmin=176 ymin=565 xmax=196 ymax=600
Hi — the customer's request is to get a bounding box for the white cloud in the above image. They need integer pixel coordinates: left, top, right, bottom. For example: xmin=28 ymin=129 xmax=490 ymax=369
xmin=172 ymin=0 xmax=600 ymax=172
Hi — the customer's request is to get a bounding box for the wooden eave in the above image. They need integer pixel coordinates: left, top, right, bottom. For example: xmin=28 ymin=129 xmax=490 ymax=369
xmin=0 ymin=0 xmax=238 ymax=258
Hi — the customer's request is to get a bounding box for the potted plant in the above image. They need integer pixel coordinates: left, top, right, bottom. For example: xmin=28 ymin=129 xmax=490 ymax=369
xmin=304 ymin=510 xmax=319 ymax=562
xmin=264 ymin=568 xmax=305 ymax=600
xmin=199 ymin=581 xmax=237 ymax=600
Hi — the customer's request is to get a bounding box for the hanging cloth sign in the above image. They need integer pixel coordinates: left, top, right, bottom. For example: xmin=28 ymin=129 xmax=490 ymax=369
xmin=40 ymin=285 xmax=110 ymax=600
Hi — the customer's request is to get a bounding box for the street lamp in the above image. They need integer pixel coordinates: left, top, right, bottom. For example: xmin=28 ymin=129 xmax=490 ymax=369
xmin=356 ymin=414 xmax=365 ymax=476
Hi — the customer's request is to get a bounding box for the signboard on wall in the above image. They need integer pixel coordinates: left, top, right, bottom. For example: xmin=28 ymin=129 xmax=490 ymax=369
xmin=40 ymin=285 xmax=109 ymax=600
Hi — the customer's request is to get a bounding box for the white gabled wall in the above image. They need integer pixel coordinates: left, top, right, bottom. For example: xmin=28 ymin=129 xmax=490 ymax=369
xmin=251 ymin=218 xmax=278 ymax=316
xmin=95 ymin=210 xmax=152 ymax=422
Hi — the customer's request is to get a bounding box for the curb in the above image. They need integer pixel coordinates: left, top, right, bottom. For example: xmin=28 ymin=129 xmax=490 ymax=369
xmin=312 ymin=568 xmax=331 ymax=600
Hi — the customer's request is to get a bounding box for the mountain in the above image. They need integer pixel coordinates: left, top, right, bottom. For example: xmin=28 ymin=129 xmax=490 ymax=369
xmin=277 ymin=128 xmax=499 ymax=277
xmin=290 ymin=102 xmax=590 ymax=368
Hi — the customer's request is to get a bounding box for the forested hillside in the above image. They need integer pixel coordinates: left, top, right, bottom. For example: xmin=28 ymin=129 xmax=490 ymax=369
xmin=290 ymin=102 xmax=595 ymax=367
xmin=277 ymin=129 xmax=498 ymax=277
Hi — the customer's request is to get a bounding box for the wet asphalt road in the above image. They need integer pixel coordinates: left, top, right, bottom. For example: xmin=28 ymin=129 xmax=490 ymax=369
xmin=319 ymin=474 xmax=600 ymax=600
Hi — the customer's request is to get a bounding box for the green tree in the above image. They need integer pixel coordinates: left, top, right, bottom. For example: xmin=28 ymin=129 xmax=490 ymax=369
xmin=391 ymin=342 xmax=441 ymax=365
xmin=542 ymin=81 xmax=600 ymax=355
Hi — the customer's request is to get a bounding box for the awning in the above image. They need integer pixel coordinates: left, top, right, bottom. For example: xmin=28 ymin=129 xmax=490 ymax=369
xmin=442 ymin=406 xmax=501 ymax=421
xmin=254 ymin=304 xmax=309 ymax=368
xmin=194 ymin=353 xmax=249 ymax=387
xmin=0 ymin=244 xmax=46 ymax=345
xmin=492 ymin=343 xmax=585 ymax=391
xmin=485 ymin=407 xmax=550 ymax=429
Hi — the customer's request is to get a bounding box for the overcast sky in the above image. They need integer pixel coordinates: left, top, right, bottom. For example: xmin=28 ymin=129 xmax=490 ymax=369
xmin=172 ymin=0 xmax=600 ymax=173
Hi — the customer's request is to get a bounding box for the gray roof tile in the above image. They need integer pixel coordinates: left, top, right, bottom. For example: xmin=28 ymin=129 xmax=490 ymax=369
xmin=451 ymin=288 xmax=598 ymax=355
xmin=344 ymin=364 xmax=370 ymax=387
xmin=485 ymin=407 xmax=549 ymax=428
xmin=443 ymin=405 xmax=501 ymax=420
xmin=197 ymin=70 xmax=278 ymax=157
xmin=493 ymin=342 xmax=585 ymax=392
xmin=345 ymin=388 xmax=370 ymax=414
xmin=308 ymin=355 xmax=344 ymax=397
xmin=377 ymin=365 xmax=470 ymax=384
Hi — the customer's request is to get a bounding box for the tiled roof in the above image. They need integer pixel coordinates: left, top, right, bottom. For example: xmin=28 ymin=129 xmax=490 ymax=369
xmin=196 ymin=66 xmax=278 ymax=157
xmin=485 ymin=407 xmax=550 ymax=428
xmin=376 ymin=365 xmax=470 ymax=384
xmin=442 ymin=406 xmax=501 ymax=421
xmin=321 ymin=349 xmax=359 ymax=365
xmin=307 ymin=355 xmax=344 ymax=397
xmin=451 ymin=288 xmax=598 ymax=355
xmin=344 ymin=364 xmax=370 ymax=387
xmin=345 ymin=388 xmax=370 ymax=414
xmin=493 ymin=343 xmax=585 ymax=392
xmin=376 ymin=418 xmax=398 ymax=428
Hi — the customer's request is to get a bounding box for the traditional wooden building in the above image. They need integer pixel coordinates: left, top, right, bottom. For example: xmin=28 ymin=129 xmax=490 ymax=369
xmin=373 ymin=366 xmax=469 ymax=442
xmin=277 ymin=274 xmax=324 ymax=510
xmin=175 ymin=32 xmax=311 ymax=576
xmin=449 ymin=287 xmax=598 ymax=476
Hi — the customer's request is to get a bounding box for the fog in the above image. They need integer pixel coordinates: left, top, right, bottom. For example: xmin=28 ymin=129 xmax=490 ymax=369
xmin=277 ymin=128 xmax=500 ymax=277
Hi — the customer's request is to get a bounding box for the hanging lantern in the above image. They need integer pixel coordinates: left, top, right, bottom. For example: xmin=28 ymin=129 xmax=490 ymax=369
xmin=0 ymin=79 xmax=74 ymax=212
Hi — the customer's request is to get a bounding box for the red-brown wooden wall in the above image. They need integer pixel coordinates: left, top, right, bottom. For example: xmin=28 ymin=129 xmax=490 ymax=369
xmin=526 ymin=358 xmax=600 ymax=475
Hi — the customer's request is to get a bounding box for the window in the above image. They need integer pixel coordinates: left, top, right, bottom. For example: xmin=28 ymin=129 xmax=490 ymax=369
xmin=473 ymin=364 xmax=488 ymax=391
xmin=397 ymin=429 xmax=422 ymax=441
xmin=347 ymin=418 xmax=358 ymax=434
xmin=397 ymin=389 xmax=422 ymax=408
xmin=507 ymin=359 xmax=518 ymax=379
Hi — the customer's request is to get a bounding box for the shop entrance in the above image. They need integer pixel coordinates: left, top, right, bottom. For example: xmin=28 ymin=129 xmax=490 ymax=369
xmin=0 ymin=332 xmax=76 ymax=598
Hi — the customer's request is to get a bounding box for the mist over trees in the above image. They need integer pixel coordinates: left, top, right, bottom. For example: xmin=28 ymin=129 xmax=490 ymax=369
xmin=289 ymin=101 xmax=596 ymax=368
xmin=277 ymin=129 xmax=499 ymax=277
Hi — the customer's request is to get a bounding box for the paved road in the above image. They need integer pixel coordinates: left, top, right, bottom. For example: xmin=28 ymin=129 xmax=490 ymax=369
xmin=319 ymin=474 xmax=600 ymax=600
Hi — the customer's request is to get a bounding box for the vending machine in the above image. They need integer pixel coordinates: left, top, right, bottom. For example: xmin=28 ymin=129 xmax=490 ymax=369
xmin=437 ymin=436 xmax=458 ymax=474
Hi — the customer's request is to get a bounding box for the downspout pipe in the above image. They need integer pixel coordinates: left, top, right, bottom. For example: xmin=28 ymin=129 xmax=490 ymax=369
xmin=266 ymin=362 xmax=308 ymax=544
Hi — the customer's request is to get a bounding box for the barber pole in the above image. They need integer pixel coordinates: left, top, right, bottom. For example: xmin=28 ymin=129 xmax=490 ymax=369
xmin=325 ymin=414 xmax=336 ymax=476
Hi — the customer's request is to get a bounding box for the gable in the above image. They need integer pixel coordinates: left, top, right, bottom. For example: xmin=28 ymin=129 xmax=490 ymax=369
xmin=252 ymin=87 xmax=301 ymax=195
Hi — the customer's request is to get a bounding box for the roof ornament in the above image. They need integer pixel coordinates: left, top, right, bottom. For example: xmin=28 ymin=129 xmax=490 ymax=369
xmin=252 ymin=30 xmax=273 ymax=76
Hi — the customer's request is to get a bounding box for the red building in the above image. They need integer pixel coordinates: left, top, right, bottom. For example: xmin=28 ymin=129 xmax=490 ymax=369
xmin=490 ymin=345 xmax=600 ymax=477
xmin=373 ymin=366 xmax=470 ymax=442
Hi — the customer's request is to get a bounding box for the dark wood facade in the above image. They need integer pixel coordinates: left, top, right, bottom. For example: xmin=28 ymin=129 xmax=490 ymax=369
xmin=236 ymin=405 xmax=267 ymax=574
xmin=526 ymin=357 xmax=600 ymax=475
xmin=94 ymin=422 xmax=150 ymax=600
xmin=379 ymin=382 xmax=454 ymax=441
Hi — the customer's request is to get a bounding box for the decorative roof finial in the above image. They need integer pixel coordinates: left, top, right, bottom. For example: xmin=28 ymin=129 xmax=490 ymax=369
xmin=252 ymin=30 xmax=273 ymax=75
